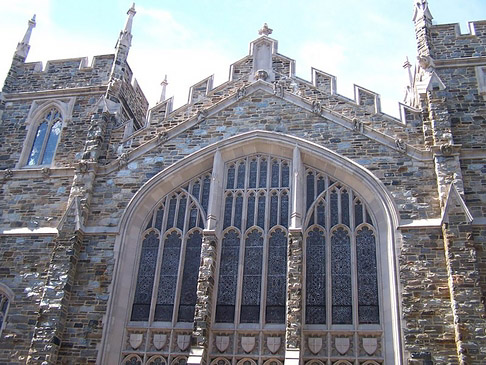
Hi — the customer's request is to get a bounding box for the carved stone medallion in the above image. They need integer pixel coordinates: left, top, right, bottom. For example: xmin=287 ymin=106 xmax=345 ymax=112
xmin=129 ymin=333 xmax=143 ymax=350
xmin=308 ymin=337 xmax=323 ymax=355
xmin=266 ymin=337 xmax=281 ymax=354
xmin=363 ymin=337 xmax=378 ymax=355
xmin=335 ymin=337 xmax=350 ymax=355
xmin=241 ymin=336 xmax=255 ymax=353
xmin=177 ymin=334 xmax=191 ymax=351
xmin=153 ymin=334 xmax=167 ymax=350
xmin=215 ymin=336 xmax=230 ymax=352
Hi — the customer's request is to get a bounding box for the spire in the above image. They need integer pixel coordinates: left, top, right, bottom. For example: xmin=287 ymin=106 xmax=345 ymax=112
xmin=159 ymin=75 xmax=168 ymax=103
xmin=116 ymin=3 xmax=136 ymax=48
xmin=110 ymin=4 xmax=136 ymax=81
xmin=15 ymin=15 xmax=36 ymax=61
xmin=124 ymin=3 xmax=136 ymax=34
xmin=412 ymin=0 xmax=433 ymax=23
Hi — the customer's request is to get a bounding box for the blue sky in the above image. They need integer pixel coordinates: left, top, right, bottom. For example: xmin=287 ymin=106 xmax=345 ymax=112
xmin=1 ymin=0 xmax=485 ymax=117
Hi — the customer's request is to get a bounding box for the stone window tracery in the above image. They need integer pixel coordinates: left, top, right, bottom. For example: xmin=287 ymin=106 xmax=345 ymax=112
xmin=130 ymin=172 xmax=211 ymax=323
xmin=215 ymin=155 xmax=290 ymax=325
xmin=27 ymin=108 xmax=63 ymax=166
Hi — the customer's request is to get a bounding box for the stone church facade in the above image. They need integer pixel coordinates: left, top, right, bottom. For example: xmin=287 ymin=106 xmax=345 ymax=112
xmin=0 ymin=1 xmax=485 ymax=364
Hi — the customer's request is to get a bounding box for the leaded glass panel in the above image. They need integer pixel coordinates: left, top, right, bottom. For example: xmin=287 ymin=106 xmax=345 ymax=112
xmin=223 ymin=194 xmax=233 ymax=229
xmin=176 ymin=197 xmax=187 ymax=231
xmin=270 ymin=193 xmax=278 ymax=228
xmin=331 ymin=228 xmax=352 ymax=324
xmin=237 ymin=162 xmax=246 ymax=189
xmin=166 ymin=197 xmax=177 ymax=229
xmin=266 ymin=229 xmax=287 ymax=323
xmin=216 ymin=230 xmax=240 ymax=323
xmin=155 ymin=231 xmax=182 ymax=321
xmin=330 ymin=190 xmax=338 ymax=227
xmin=241 ymin=229 xmax=263 ymax=323
xmin=257 ymin=193 xmax=266 ymax=229
xmin=227 ymin=165 xmax=235 ymax=189
xmin=246 ymin=193 xmax=255 ymax=230
xmin=201 ymin=175 xmax=211 ymax=212
xmin=259 ymin=159 xmax=267 ymax=188
xmin=28 ymin=121 xmax=48 ymax=166
xmin=306 ymin=172 xmax=314 ymax=210
xmin=341 ymin=190 xmax=349 ymax=226
xmin=357 ymin=227 xmax=379 ymax=324
xmin=280 ymin=192 xmax=289 ymax=228
xmin=249 ymin=159 xmax=257 ymax=188
xmin=234 ymin=194 xmax=243 ymax=230
xmin=306 ymin=228 xmax=326 ymax=324
xmin=155 ymin=206 xmax=164 ymax=231
xmin=271 ymin=160 xmax=279 ymax=188
xmin=281 ymin=162 xmax=289 ymax=187
xmin=132 ymin=231 xmax=160 ymax=321
xmin=41 ymin=120 xmax=61 ymax=165
xmin=178 ymin=230 xmax=202 ymax=322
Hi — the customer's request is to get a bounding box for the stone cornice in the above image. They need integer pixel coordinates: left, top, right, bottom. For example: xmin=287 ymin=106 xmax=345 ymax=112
xmin=1 ymin=85 xmax=108 ymax=101
xmin=434 ymin=56 xmax=486 ymax=68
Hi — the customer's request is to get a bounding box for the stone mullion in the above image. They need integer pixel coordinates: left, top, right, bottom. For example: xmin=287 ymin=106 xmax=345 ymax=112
xmin=285 ymin=229 xmax=303 ymax=365
xmin=442 ymin=221 xmax=486 ymax=364
xmin=26 ymin=229 xmax=83 ymax=364
xmin=189 ymin=231 xmax=218 ymax=365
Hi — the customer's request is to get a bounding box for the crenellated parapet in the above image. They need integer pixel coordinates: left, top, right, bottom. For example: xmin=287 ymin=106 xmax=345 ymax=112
xmin=2 ymin=55 xmax=114 ymax=93
xmin=429 ymin=21 xmax=486 ymax=60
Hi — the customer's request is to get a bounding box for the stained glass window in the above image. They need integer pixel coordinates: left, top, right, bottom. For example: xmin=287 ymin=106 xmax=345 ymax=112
xmin=331 ymin=227 xmax=352 ymax=324
xmin=306 ymin=228 xmax=326 ymax=324
xmin=27 ymin=108 xmax=63 ymax=166
xmin=357 ymin=227 xmax=379 ymax=324
xmin=131 ymin=172 xmax=210 ymax=324
xmin=266 ymin=229 xmax=287 ymax=323
xmin=215 ymin=230 xmax=240 ymax=323
xmin=241 ymin=229 xmax=263 ymax=323
xmin=178 ymin=230 xmax=203 ymax=322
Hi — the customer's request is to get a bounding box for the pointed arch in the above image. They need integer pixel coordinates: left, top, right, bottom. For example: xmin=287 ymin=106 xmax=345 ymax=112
xmin=100 ymin=130 xmax=402 ymax=364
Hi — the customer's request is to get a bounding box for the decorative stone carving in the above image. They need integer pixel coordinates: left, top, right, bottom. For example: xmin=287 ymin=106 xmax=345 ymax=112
xmin=77 ymin=161 xmax=89 ymax=173
xmin=273 ymin=81 xmax=284 ymax=98
xmin=258 ymin=23 xmax=273 ymax=36
xmin=4 ymin=169 xmax=13 ymax=179
xmin=177 ymin=334 xmax=191 ymax=351
xmin=312 ymin=100 xmax=322 ymax=114
xmin=335 ymin=337 xmax=350 ymax=355
xmin=197 ymin=109 xmax=208 ymax=122
xmin=353 ymin=118 xmax=364 ymax=133
xmin=153 ymin=334 xmax=167 ymax=350
xmin=395 ymin=138 xmax=407 ymax=152
xmin=236 ymin=87 xmax=247 ymax=100
xmin=157 ymin=131 xmax=168 ymax=143
xmin=254 ymin=69 xmax=269 ymax=81
xmin=41 ymin=167 xmax=51 ymax=177
xmin=129 ymin=333 xmax=144 ymax=350
xmin=118 ymin=152 xmax=129 ymax=167
xmin=215 ymin=336 xmax=230 ymax=352
xmin=362 ymin=338 xmax=378 ymax=355
xmin=241 ymin=337 xmax=255 ymax=353
xmin=308 ymin=337 xmax=323 ymax=355
xmin=440 ymin=143 xmax=453 ymax=156
xmin=266 ymin=337 xmax=281 ymax=354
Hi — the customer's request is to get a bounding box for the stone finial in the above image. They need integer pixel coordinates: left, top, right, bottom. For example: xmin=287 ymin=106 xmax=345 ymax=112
xmin=15 ymin=15 xmax=36 ymax=60
xmin=412 ymin=0 xmax=433 ymax=22
xmin=258 ymin=23 xmax=273 ymax=36
xmin=159 ymin=75 xmax=168 ymax=102
xmin=403 ymin=57 xmax=413 ymax=88
xmin=124 ymin=3 xmax=137 ymax=34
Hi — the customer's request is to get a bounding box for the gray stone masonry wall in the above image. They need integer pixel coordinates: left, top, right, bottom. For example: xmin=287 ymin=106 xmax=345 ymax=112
xmin=1 ymin=55 xmax=114 ymax=94
xmin=87 ymin=91 xmax=440 ymax=228
xmin=57 ymin=234 xmax=116 ymax=364
xmin=0 ymin=235 xmax=56 ymax=364
xmin=399 ymin=227 xmax=457 ymax=364
xmin=0 ymin=175 xmax=72 ymax=230
xmin=461 ymin=158 xmax=486 ymax=219
xmin=430 ymin=21 xmax=486 ymax=59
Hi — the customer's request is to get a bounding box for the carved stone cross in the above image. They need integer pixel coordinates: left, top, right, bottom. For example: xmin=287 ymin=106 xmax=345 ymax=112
xmin=258 ymin=23 xmax=273 ymax=36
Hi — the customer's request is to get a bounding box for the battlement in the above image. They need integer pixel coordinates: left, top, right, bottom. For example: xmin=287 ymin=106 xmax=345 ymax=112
xmin=2 ymin=54 xmax=114 ymax=93
xmin=430 ymin=20 xmax=486 ymax=59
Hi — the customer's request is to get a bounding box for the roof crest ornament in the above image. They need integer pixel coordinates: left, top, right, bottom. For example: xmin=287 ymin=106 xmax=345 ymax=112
xmin=413 ymin=0 xmax=433 ymax=22
xmin=258 ymin=23 xmax=273 ymax=37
